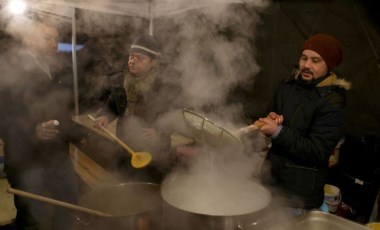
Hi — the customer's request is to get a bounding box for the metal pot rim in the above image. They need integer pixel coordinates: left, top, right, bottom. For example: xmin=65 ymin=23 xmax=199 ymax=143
xmin=161 ymin=179 xmax=271 ymax=217
xmin=78 ymin=182 xmax=162 ymax=217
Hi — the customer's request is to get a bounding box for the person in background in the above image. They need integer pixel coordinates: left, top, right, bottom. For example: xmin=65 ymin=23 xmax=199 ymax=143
xmin=256 ymin=33 xmax=351 ymax=216
xmin=0 ymin=17 xmax=87 ymax=230
xmin=94 ymin=34 xmax=181 ymax=183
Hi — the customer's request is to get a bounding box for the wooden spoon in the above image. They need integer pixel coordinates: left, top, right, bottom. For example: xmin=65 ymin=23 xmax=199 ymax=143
xmin=7 ymin=187 xmax=113 ymax=217
xmin=88 ymin=115 xmax=152 ymax=169
xmin=235 ymin=121 xmax=266 ymax=136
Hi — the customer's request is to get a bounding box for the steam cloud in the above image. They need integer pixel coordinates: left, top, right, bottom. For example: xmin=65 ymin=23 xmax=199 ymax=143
xmin=0 ymin=1 xmax=300 ymax=228
xmin=0 ymin=0 xmax=272 ymax=187
xmin=156 ymin=0 xmax=269 ymax=118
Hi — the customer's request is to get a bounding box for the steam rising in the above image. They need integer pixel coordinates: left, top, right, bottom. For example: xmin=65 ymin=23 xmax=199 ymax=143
xmin=0 ymin=0 xmax=291 ymax=228
xmin=0 ymin=0 xmax=272 ymax=187
xmin=156 ymin=1 xmax=268 ymax=116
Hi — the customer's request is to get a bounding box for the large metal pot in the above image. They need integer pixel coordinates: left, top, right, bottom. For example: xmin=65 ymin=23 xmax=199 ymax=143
xmin=74 ymin=182 xmax=162 ymax=230
xmin=161 ymin=173 xmax=273 ymax=230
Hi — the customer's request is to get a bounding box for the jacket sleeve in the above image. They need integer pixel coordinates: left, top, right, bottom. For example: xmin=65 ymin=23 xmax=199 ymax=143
xmin=96 ymin=71 xmax=126 ymax=121
xmin=272 ymin=90 xmax=345 ymax=167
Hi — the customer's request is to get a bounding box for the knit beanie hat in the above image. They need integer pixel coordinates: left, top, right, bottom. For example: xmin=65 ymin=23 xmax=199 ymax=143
xmin=302 ymin=33 xmax=343 ymax=71
xmin=130 ymin=34 xmax=161 ymax=59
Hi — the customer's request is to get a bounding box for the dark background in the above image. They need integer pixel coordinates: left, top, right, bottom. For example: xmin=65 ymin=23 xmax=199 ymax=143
xmin=249 ymin=0 xmax=380 ymax=137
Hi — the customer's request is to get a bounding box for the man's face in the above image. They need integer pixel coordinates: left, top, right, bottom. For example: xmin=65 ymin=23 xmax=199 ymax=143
xmin=128 ymin=51 xmax=157 ymax=77
xmin=32 ymin=25 xmax=58 ymax=56
xmin=298 ymin=49 xmax=329 ymax=82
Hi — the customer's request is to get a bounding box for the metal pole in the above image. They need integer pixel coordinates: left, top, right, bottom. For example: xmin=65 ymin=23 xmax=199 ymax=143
xmin=71 ymin=8 xmax=79 ymax=115
xmin=70 ymin=8 xmax=79 ymax=167
xmin=149 ymin=1 xmax=153 ymax=35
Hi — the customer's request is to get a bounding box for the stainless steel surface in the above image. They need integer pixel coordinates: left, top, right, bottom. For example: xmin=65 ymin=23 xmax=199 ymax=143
xmin=162 ymin=201 xmax=274 ymax=230
xmin=290 ymin=211 xmax=369 ymax=230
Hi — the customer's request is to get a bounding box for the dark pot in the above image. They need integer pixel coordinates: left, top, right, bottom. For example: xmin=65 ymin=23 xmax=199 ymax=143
xmin=74 ymin=182 xmax=162 ymax=230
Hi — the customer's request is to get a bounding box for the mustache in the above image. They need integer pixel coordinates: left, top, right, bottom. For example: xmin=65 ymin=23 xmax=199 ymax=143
xmin=301 ymin=68 xmax=313 ymax=74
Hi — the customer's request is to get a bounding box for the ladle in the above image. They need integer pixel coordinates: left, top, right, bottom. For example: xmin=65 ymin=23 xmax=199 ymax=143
xmin=88 ymin=115 xmax=152 ymax=168
xmin=7 ymin=187 xmax=113 ymax=217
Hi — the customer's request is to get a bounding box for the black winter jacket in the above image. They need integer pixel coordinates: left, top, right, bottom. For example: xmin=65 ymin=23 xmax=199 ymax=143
xmin=0 ymin=49 xmax=86 ymax=174
xmin=99 ymin=69 xmax=182 ymax=156
xmin=264 ymin=72 xmax=350 ymax=209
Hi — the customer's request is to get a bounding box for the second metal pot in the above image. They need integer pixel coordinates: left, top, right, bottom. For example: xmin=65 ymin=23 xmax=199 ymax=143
xmin=74 ymin=182 xmax=162 ymax=230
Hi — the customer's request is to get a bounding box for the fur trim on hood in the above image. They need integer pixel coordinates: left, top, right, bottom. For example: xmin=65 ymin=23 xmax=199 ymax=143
xmin=295 ymin=70 xmax=351 ymax=90
xmin=317 ymin=72 xmax=351 ymax=90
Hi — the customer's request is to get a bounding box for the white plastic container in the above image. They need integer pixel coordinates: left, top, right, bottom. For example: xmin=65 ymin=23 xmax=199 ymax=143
xmin=324 ymin=184 xmax=342 ymax=213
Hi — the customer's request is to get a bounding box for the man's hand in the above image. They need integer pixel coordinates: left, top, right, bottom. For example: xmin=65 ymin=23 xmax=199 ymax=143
xmin=258 ymin=117 xmax=279 ymax=136
xmin=35 ymin=120 xmax=59 ymax=141
xmin=257 ymin=112 xmax=284 ymax=137
xmin=267 ymin=112 xmax=284 ymax=125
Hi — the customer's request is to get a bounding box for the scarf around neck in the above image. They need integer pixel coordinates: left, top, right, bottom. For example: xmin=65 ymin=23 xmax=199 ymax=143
xmin=123 ymin=67 xmax=157 ymax=116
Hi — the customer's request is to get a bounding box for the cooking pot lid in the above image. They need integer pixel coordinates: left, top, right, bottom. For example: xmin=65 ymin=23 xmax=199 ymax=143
xmin=182 ymin=109 xmax=242 ymax=150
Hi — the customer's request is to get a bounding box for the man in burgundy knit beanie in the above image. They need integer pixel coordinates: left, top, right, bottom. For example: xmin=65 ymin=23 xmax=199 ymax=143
xmin=303 ymin=33 xmax=343 ymax=71
xmin=255 ymin=32 xmax=351 ymax=215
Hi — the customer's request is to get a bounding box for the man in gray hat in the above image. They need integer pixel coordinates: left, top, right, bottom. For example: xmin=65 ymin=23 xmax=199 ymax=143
xmin=94 ymin=34 xmax=180 ymax=182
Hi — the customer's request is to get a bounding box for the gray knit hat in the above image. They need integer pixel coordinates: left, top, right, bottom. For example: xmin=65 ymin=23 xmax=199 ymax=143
xmin=130 ymin=34 xmax=161 ymax=59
